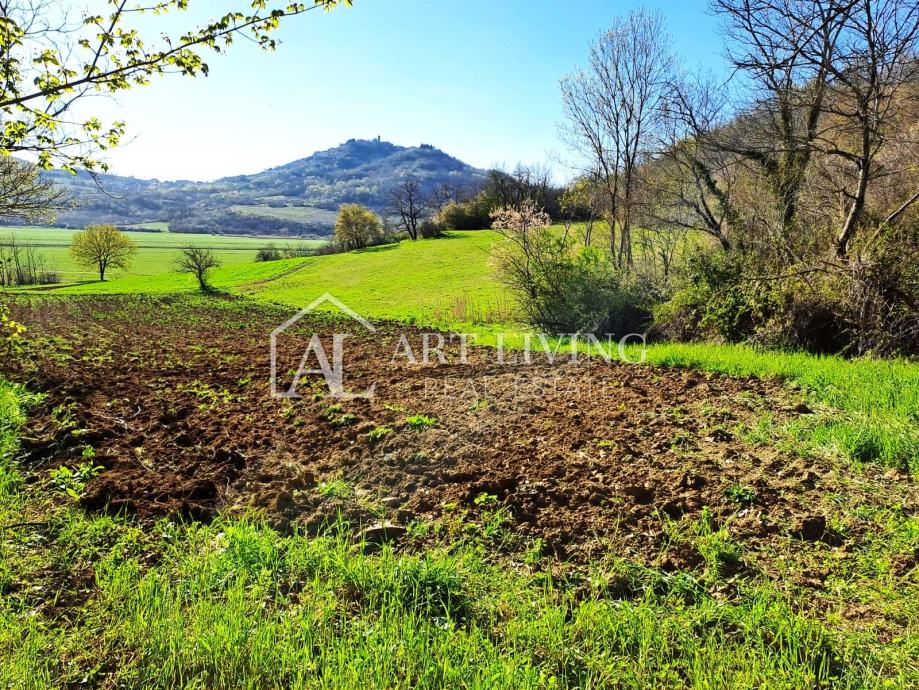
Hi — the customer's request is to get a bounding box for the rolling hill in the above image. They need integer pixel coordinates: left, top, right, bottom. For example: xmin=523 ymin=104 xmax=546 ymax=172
xmin=41 ymin=139 xmax=486 ymax=236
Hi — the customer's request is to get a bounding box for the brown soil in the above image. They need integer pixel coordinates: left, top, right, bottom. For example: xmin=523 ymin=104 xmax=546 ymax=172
xmin=4 ymin=295 xmax=876 ymax=563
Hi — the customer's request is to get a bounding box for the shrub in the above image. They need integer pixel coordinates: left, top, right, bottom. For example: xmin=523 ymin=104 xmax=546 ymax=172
xmin=653 ymin=250 xmax=782 ymax=344
xmin=0 ymin=304 xmax=27 ymax=360
xmin=836 ymin=227 xmax=919 ymax=357
xmin=255 ymin=244 xmax=282 ymax=262
xmin=419 ymin=219 xmax=443 ymax=239
xmin=492 ymin=203 xmax=651 ymax=335
xmin=436 ymin=199 xmax=491 ymax=230
xmin=334 ymin=204 xmax=383 ymax=251
xmin=655 ymin=237 xmax=919 ymax=357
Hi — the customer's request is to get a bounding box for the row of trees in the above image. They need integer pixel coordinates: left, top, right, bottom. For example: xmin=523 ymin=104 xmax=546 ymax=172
xmin=0 ymin=236 xmax=59 ymax=286
xmin=557 ymin=1 xmax=919 ymax=264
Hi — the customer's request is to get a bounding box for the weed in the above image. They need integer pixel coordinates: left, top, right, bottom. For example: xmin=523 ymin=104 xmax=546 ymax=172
xmin=366 ymin=425 xmax=394 ymax=446
xmin=695 ymin=509 xmax=743 ymax=575
xmin=473 ymin=492 xmax=498 ymax=507
xmin=725 ymin=484 xmax=757 ymax=506
xmin=49 ymin=462 xmax=105 ymax=499
xmin=175 ymin=381 xmax=234 ymax=410
xmin=321 ymin=404 xmax=356 ymax=428
xmin=405 ymin=414 xmax=437 ymax=430
xmin=317 ymin=475 xmax=353 ymax=500
xmin=50 ymin=402 xmax=79 ymax=432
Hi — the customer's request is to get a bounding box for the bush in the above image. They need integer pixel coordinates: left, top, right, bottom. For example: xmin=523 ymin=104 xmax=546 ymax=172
xmin=0 ymin=304 xmax=27 ymax=362
xmin=654 ymin=237 xmax=919 ymax=357
xmin=419 ymin=219 xmax=443 ymax=239
xmin=255 ymin=245 xmax=283 ymax=262
xmin=436 ymin=199 xmax=491 ymax=230
xmin=493 ymin=205 xmax=651 ymax=335
xmin=653 ymin=251 xmax=782 ymax=344
xmin=837 ymin=226 xmax=919 ymax=357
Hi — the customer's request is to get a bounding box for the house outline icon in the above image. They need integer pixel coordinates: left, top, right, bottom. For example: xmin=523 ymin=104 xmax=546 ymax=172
xmin=270 ymin=293 xmax=377 ymax=399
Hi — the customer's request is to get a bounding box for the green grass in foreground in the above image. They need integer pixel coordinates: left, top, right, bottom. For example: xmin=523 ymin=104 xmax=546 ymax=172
xmin=642 ymin=343 xmax=919 ymax=474
xmin=1 ymin=378 xmax=917 ymax=689
xmin=0 ymin=226 xmax=324 ymax=282
xmin=240 ymin=230 xmax=511 ymax=323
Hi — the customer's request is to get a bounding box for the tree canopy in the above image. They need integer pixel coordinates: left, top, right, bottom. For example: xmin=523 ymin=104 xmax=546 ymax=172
xmin=69 ymin=224 xmax=137 ymax=280
xmin=334 ymin=204 xmax=382 ymax=251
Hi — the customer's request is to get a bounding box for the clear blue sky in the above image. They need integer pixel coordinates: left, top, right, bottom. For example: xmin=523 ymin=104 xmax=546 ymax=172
xmin=86 ymin=0 xmax=725 ymax=182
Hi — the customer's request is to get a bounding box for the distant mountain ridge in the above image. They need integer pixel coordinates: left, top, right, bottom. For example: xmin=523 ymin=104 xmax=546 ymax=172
xmin=42 ymin=139 xmax=486 ymax=236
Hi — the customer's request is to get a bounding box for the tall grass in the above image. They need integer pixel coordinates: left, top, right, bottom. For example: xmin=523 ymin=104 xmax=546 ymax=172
xmin=0 ymin=513 xmax=891 ymax=689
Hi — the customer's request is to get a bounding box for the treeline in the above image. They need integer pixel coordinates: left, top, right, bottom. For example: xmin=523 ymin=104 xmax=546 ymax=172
xmin=494 ymin=0 xmax=919 ymax=358
xmin=169 ymin=210 xmax=328 ymax=238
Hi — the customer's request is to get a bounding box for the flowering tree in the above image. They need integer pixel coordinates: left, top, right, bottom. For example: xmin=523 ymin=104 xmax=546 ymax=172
xmin=490 ymin=200 xmax=552 ymax=255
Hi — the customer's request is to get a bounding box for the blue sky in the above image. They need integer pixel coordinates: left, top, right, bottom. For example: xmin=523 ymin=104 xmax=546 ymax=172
xmin=87 ymin=0 xmax=725 ymax=181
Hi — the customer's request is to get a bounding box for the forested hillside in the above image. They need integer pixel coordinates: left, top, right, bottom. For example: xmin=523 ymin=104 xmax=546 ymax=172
xmin=39 ymin=139 xmax=485 ymax=236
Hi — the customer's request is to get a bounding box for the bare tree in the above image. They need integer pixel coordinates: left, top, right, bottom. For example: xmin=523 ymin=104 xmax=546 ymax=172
xmin=561 ymin=9 xmax=674 ymax=268
xmin=712 ymin=0 xmax=919 ymax=260
xmin=481 ymin=165 xmax=555 ymax=212
xmin=710 ymin=0 xmax=849 ymax=250
xmin=813 ymin=0 xmax=919 ymax=258
xmin=650 ymin=73 xmax=743 ymax=252
xmin=0 ymin=158 xmax=69 ymax=222
xmin=177 ymin=246 xmax=221 ymax=291
xmin=431 ymin=181 xmax=472 ymax=209
xmin=387 ymin=177 xmax=429 ymax=240
xmin=0 ymin=235 xmax=59 ymax=286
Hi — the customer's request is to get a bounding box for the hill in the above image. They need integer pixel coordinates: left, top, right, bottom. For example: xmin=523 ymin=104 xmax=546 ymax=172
xmin=41 ymin=139 xmax=486 ymax=236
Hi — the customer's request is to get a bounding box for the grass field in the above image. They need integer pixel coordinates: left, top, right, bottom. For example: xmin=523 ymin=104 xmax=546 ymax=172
xmin=42 ymin=230 xmax=508 ymax=318
xmin=0 ymin=226 xmax=325 ymax=282
xmin=230 ymin=204 xmax=339 ymax=226
xmin=2 ymin=316 xmax=918 ymax=687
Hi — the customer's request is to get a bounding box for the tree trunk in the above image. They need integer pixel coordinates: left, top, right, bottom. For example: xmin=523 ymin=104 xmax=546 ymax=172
xmin=836 ymin=156 xmax=871 ymax=260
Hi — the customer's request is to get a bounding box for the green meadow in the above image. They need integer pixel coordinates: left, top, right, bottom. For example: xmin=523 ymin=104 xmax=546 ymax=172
xmin=0 ymin=226 xmax=323 ymax=282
